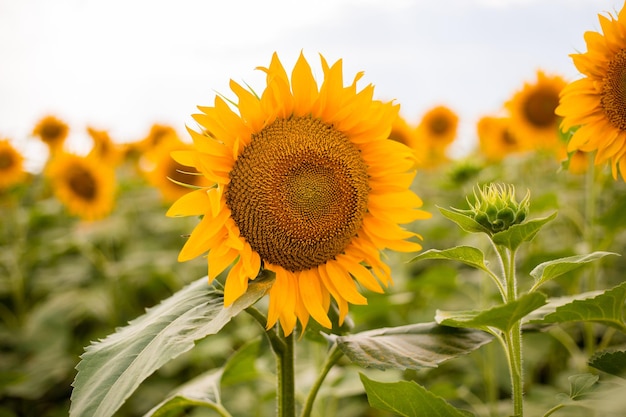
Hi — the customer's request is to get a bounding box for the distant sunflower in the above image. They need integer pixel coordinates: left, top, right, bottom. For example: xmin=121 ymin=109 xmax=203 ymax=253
xmin=506 ymin=70 xmax=566 ymax=153
xmin=123 ymin=124 xmax=179 ymax=164
xmin=556 ymin=5 xmax=626 ymax=179
xmin=32 ymin=115 xmax=69 ymax=154
xmin=46 ymin=153 xmax=115 ymax=221
xmin=0 ymin=139 xmax=27 ymax=189
xmin=417 ymin=105 xmax=459 ymax=150
xmin=477 ymin=116 xmax=526 ymax=161
xmin=167 ymin=53 xmax=430 ymax=335
xmin=389 ymin=115 xmax=426 ymax=165
xmin=87 ymin=127 xmax=123 ymax=166
xmin=566 ymin=150 xmax=589 ymax=175
xmin=144 ymin=137 xmax=211 ymax=203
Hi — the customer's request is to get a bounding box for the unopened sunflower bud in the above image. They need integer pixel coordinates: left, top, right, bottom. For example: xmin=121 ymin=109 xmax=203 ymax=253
xmin=465 ymin=183 xmax=530 ymax=234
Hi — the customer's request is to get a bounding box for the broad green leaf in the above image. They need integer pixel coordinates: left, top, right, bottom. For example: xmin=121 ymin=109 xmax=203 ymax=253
xmin=529 ymin=252 xmax=619 ymax=291
xmin=589 ymin=350 xmax=626 ymax=379
xmin=336 ymin=322 xmax=492 ymax=370
xmin=524 ymin=290 xmax=603 ymax=323
xmin=531 ymin=281 xmax=626 ymax=332
xmin=143 ymin=369 xmax=224 ymax=417
xmin=568 ymin=373 xmax=599 ymax=400
xmin=360 ymin=374 xmax=474 ymax=417
xmin=491 ymin=212 xmax=557 ymax=251
xmin=221 ymin=338 xmax=261 ymax=387
xmin=410 ymin=246 xmax=490 ymax=273
xmin=144 ymin=338 xmax=262 ymax=417
xmin=436 ymin=292 xmax=547 ymax=332
xmin=438 ymin=207 xmax=490 ymax=235
xmin=70 ymin=275 xmax=273 ymax=417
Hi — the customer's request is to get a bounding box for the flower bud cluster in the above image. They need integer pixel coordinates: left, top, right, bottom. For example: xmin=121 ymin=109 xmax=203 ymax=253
xmin=465 ymin=183 xmax=530 ymax=234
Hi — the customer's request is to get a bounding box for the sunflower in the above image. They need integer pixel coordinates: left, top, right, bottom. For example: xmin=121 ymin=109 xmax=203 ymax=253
xmin=477 ymin=116 xmax=526 ymax=161
xmin=32 ymin=115 xmax=69 ymax=154
xmin=417 ymin=105 xmax=459 ymax=150
xmin=45 ymin=152 xmax=115 ymax=221
xmin=143 ymin=136 xmax=211 ymax=203
xmin=0 ymin=139 xmax=27 ymax=189
xmin=556 ymin=5 xmax=626 ymax=180
xmin=565 ymin=150 xmax=590 ymax=175
xmin=167 ymin=53 xmax=430 ymax=335
xmin=87 ymin=127 xmax=123 ymax=166
xmin=506 ymin=70 xmax=566 ymax=155
xmin=389 ymin=114 xmax=427 ymax=165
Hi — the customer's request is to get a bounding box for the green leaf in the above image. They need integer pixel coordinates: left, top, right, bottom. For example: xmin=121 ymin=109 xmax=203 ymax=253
xmin=436 ymin=292 xmax=547 ymax=332
xmin=491 ymin=212 xmax=557 ymax=251
xmin=410 ymin=246 xmax=490 ymax=273
xmin=336 ymin=322 xmax=492 ymax=371
xmin=438 ymin=207 xmax=490 ymax=235
xmin=530 ymin=252 xmax=619 ymax=291
xmin=143 ymin=369 xmax=224 ymax=417
xmin=568 ymin=373 xmax=599 ymax=400
xmin=360 ymin=374 xmax=474 ymax=417
xmin=589 ymin=350 xmax=626 ymax=379
xmin=70 ymin=275 xmax=273 ymax=417
xmin=144 ymin=338 xmax=262 ymax=417
xmin=531 ymin=281 xmax=626 ymax=332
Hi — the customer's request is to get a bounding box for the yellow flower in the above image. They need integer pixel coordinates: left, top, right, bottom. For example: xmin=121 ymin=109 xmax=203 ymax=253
xmin=477 ymin=116 xmax=525 ymax=161
xmin=556 ymin=4 xmax=626 ymax=180
xmin=32 ymin=115 xmax=69 ymax=154
xmin=46 ymin=152 xmax=116 ymax=221
xmin=565 ymin=150 xmax=589 ymax=175
xmin=87 ymin=127 xmax=123 ymax=166
xmin=0 ymin=139 xmax=27 ymax=189
xmin=167 ymin=53 xmax=430 ymax=335
xmin=506 ymin=70 xmax=566 ymax=154
xmin=389 ymin=114 xmax=428 ymax=166
xmin=144 ymin=136 xmax=211 ymax=203
xmin=417 ymin=105 xmax=459 ymax=150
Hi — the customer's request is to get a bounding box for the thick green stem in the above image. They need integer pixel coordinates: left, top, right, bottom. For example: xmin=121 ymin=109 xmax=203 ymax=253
xmin=300 ymin=344 xmax=344 ymax=417
xmin=583 ymin=155 xmax=597 ymax=355
xmin=505 ymin=322 xmax=524 ymax=417
xmin=276 ymin=329 xmax=296 ymax=417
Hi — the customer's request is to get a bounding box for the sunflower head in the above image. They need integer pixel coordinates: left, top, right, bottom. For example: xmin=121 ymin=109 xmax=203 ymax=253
xmin=417 ymin=105 xmax=459 ymax=149
xmin=0 ymin=139 xmax=27 ymax=189
xmin=556 ymin=4 xmax=626 ymax=180
xmin=167 ymin=52 xmax=430 ymax=335
xmin=32 ymin=115 xmax=69 ymax=153
xmin=477 ymin=116 xmax=526 ymax=161
xmin=87 ymin=127 xmax=123 ymax=166
xmin=45 ymin=152 xmax=116 ymax=221
xmin=506 ymin=70 xmax=566 ymax=154
xmin=463 ymin=183 xmax=530 ymax=235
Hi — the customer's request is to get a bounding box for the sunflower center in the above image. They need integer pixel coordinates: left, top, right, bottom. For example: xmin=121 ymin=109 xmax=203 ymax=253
xmin=602 ymin=48 xmax=626 ymax=131
xmin=66 ymin=165 xmax=97 ymax=201
xmin=0 ymin=150 xmax=14 ymax=170
xmin=429 ymin=115 xmax=450 ymax=136
xmin=522 ymin=89 xmax=559 ymax=128
xmin=226 ymin=116 xmax=370 ymax=272
xmin=502 ymin=129 xmax=518 ymax=145
xmin=41 ymin=123 xmax=63 ymax=142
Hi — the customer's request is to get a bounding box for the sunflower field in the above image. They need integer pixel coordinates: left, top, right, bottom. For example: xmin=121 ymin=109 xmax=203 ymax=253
xmin=3 ymin=4 xmax=626 ymax=417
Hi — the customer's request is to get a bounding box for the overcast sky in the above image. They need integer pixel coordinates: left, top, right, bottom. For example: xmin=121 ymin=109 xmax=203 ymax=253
xmin=1 ymin=0 xmax=624 ymax=169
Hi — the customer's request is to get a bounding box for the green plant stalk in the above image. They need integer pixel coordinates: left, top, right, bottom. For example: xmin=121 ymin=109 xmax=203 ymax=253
xmin=583 ymin=155 xmax=597 ymax=356
xmin=300 ymin=343 xmax=344 ymax=417
xmin=497 ymin=244 xmax=524 ymax=416
xmin=276 ymin=328 xmax=296 ymax=417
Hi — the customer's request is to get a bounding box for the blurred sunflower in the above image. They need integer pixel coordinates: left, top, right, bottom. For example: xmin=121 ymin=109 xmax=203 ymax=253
xmin=168 ymin=52 xmax=430 ymax=335
xmin=32 ymin=115 xmax=69 ymax=154
xmin=0 ymin=139 xmax=27 ymax=189
xmin=416 ymin=105 xmax=459 ymax=167
xmin=506 ymin=70 xmax=566 ymax=154
xmin=144 ymin=137 xmax=211 ymax=203
xmin=565 ymin=150 xmax=590 ymax=175
xmin=477 ymin=116 xmax=525 ymax=161
xmin=389 ymin=114 xmax=427 ymax=165
xmin=87 ymin=127 xmax=123 ymax=166
xmin=46 ymin=152 xmax=115 ymax=221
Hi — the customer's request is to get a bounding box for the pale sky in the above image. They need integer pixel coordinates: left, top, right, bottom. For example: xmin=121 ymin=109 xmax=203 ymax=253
xmin=1 ymin=0 xmax=624 ymax=170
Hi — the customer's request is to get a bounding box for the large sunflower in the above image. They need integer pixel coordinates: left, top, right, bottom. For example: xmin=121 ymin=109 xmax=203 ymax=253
xmin=0 ymin=139 xmax=27 ymax=189
xmin=167 ymin=53 xmax=430 ymax=335
xmin=506 ymin=70 xmax=566 ymax=154
xmin=46 ymin=152 xmax=116 ymax=221
xmin=32 ymin=115 xmax=69 ymax=154
xmin=555 ymin=4 xmax=626 ymax=179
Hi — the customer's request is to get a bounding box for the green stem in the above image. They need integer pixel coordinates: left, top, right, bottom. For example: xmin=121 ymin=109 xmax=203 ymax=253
xmin=583 ymin=155 xmax=597 ymax=356
xmin=276 ymin=328 xmax=296 ymax=417
xmin=542 ymin=403 xmax=565 ymax=417
xmin=300 ymin=343 xmax=344 ymax=417
xmin=505 ymin=322 xmax=524 ymax=417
